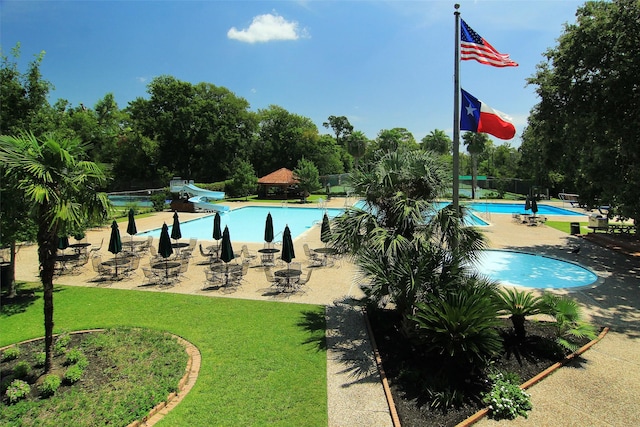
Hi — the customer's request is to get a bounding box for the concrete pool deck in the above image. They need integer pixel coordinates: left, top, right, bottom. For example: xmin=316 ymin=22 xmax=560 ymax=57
xmin=9 ymin=199 xmax=640 ymax=426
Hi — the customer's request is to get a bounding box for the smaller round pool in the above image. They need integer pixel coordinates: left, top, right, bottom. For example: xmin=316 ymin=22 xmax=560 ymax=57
xmin=472 ymin=250 xmax=598 ymax=289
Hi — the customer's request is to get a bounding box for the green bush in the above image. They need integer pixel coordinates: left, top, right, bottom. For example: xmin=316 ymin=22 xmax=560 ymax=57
xmin=482 ymin=372 xmax=532 ymax=420
xmin=65 ymin=348 xmax=86 ymax=366
xmin=63 ymin=365 xmax=84 ymax=384
xmin=6 ymin=379 xmax=31 ymax=404
xmin=34 ymin=352 xmax=46 ymax=367
xmin=54 ymin=333 xmax=72 ymax=355
xmin=39 ymin=374 xmax=61 ymax=398
xmin=2 ymin=346 xmax=21 ymax=361
xmin=13 ymin=361 xmax=32 ymax=378
xmin=150 ymin=192 xmax=169 ymax=211
xmin=540 ymin=293 xmax=598 ymax=352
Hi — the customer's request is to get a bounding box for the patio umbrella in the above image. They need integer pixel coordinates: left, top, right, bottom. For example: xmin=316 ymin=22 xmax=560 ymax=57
xmin=320 ymin=213 xmax=331 ymax=245
xmin=171 ymin=211 xmax=182 ymax=242
xmin=57 ymin=235 xmax=69 ymax=253
xmin=264 ymin=212 xmax=274 ymax=244
xmin=524 ymin=195 xmax=531 ymax=211
xmin=212 ymin=212 xmax=222 ymax=255
xmin=108 ymin=220 xmax=122 ymax=276
xmin=280 ymin=225 xmax=295 ymax=267
xmin=126 ymin=209 xmax=137 ymax=245
xmin=158 ymin=223 xmax=174 ymax=278
xmin=220 ymin=226 xmax=235 ymax=264
xmin=531 ymin=198 xmax=538 ymax=217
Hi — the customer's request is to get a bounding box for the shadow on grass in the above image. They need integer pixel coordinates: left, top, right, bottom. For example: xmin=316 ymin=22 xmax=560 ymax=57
xmin=0 ymin=282 xmax=39 ymax=317
xmin=297 ymin=309 xmax=327 ymax=351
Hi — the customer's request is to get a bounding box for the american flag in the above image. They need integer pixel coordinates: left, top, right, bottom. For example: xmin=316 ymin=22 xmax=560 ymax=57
xmin=460 ymin=19 xmax=518 ymax=67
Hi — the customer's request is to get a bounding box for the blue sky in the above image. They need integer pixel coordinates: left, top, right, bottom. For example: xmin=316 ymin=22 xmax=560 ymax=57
xmin=1 ymin=0 xmax=583 ymax=147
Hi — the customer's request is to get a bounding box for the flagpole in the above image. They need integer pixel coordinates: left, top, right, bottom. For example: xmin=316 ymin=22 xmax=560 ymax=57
xmin=453 ymin=4 xmax=461 ymax=213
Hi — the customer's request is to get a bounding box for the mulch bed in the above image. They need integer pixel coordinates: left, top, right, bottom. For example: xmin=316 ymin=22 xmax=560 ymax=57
xmin=368 ymin=310 xmax=585 ymax=427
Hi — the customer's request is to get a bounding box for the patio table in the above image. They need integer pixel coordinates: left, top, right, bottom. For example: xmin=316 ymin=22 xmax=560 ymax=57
xmin=274 ymin=268 xmax=302 ymax=290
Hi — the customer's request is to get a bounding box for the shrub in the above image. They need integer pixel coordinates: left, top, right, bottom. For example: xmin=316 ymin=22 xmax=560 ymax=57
xmin=65 ymin=348 xmax=87 ymax=367
xmin=495 ymin=288 xmax=543 ymax=339
xmin=63 ymin=365 xmax=84 ymax=384
xmin=54 ymin=333 xmax=72 ymax=355
xmin=34 ymin=352 xmax=46 ymax=367
xmin=2 ymin=346 xmax=21 ymax=361
xmin=482 ymin=372 xmax=532 ymax=420
xmin=39 ymin=374 xmax=61 ymax=398
xmin=410 ymin=281 xmax=502 ymax=380
xmin=540 ymin=293 xmax=598 ymax=352
xmin=13 ymin=361 xmax=32 ymax=378
xmin=6 ymin=379 xmax=31 ymax=404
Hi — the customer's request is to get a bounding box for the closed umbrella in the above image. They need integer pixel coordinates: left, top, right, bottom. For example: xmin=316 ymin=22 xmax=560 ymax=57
xmin=280 ymin=225 xmax=295 ymax=268
xmin=212 ymin=212 xmax=222 ymax=256
xmin=320 ymin=213 xmax=331 ymax=245
xmin=531 ymin=198 xmax=538 ymax=217
xmin=220 ymin=226 xmax=235 ymax=264
xmin=264 ymin=212 xmax=274 ymax=244
xmin=57 ymin=236 xmax=69 ymax=253
xmin=126 ymin=209 xmax=137 ymax=245
xmin=158 ymin=223 xmax=174 ymax=278
xmin=171 ymin=211 xmax=182 ymax=242
xmin=108 ymin=220 xmax=122 ymax=276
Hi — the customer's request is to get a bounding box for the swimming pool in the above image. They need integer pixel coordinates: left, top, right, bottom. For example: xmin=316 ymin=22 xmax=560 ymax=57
xmin=471 ymin=249 xmax=598 ymax=289
xmin=139 ymin=206 xmax=344 ymax=243
xmin=353 ymin=201 xmax=489 ymax=227
xmin=108 ymin=195 xmax=154 ymax=207
xmin=465 ymin=202 xmax=584 ymax=216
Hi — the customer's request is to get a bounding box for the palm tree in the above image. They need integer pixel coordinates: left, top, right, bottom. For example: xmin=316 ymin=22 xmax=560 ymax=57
xmin=345 ymin=131 xmax=368 ymax=170
xmin=332 ymin=149 xmax=487 ymax=324
xmin=0 ymin=132 xmax=110 ymax=372
xmin=462 ymin=132 xmax=489 ymax=199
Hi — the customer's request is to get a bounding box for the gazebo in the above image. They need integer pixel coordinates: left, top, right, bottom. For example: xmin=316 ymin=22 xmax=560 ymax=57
xmin=257 ymin=168 xmax=301 ymax=199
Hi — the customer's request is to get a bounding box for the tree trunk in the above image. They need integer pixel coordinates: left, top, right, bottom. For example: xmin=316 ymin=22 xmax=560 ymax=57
xmin=4 ymin=241 xmax=17 ymax=298
xmin=38 ymin=217 xmax=57 ymax=374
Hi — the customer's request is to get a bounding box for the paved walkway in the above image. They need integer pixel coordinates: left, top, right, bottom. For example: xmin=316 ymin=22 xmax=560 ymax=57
xmin=9 ymin=200 xmax=640 ymax=426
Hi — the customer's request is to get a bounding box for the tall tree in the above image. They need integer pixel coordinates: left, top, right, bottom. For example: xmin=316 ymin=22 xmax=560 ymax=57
xmin=462 ymin=132 xmax=489 ymax=199
xmin=525 ymin=0 xmax=640 ymax=220
xmin=293 ymin=158 xmax=321 ymax=203
xmin=345 ymin=130 xmax=369 ymax=170
xmin=228 ymin=158 xmax=258 ymax=200
xmin=372 ymin=128 xmax=419 ymax=153
xmin=322 ymin=115 xmax=353 ymax=147
xmin=0 ymin=133 xmax=110 ymax=372
xmin=421 ymin=129 xmax=451 ymax=155
xmin=127 ymin=76 xmax=256 ymax=182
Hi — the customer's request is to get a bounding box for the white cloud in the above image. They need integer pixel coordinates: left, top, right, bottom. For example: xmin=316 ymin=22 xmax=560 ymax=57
xmin=227 ymin=13 xmax=306 ymax=43
xmin=136 ymin=77 xmax=147 ymax=83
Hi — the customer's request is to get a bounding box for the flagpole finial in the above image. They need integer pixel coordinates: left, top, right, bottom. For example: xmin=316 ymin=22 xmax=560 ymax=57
xmin=455 ymin=4 xmax=460 ymax=9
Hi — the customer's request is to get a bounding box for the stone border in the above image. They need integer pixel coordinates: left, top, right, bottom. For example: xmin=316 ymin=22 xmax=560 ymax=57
xmin=362 ymin=310 xmax=610 ymax=427
xmin=0 ymin=329 xmax=201 ymax=427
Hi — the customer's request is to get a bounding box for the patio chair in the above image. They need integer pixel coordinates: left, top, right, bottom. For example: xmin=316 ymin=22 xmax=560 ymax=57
xmin=264 ymin=268 xmax=283 ymax=288
xmin=204 ymin=269 xmax=224 ymax=288
xmin=142 ymin=267 xmax=161 ymax=285
xmin=89 ymin=238 xmax=103 ymax=255
xmin=297 ymin=269 xmax=313 ymax=286
xmin=303 ymin=244 xmax=323 ymax=267
xmin=241 ymin=245 xmax=257 ymax=265
xmin=124 ymin=255 xmax=140 ymax=277
xmin=188 ymin=237 xmax=197 ymax=250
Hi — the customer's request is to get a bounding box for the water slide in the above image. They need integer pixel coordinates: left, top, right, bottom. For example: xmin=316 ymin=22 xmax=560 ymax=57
xmin=170 ymin=179 xmax=229 ymax=212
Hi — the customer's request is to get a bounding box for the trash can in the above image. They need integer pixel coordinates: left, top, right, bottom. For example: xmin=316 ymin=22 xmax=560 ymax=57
xmin=0 ymin=262 xmax=12 ymax=291
xmin=570 ymin=222 xmax=580 ymax=235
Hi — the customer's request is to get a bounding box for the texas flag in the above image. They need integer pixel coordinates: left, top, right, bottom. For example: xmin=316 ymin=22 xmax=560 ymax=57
xmin=460 ymin=89 xmax=516 ymax=140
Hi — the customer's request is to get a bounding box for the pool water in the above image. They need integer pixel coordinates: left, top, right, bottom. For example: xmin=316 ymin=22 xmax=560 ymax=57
xmin=139 ymin=206 xmax=344 ymax=243
xmin=108 ymin=195 xmax=154 ymax=207
xmin=472 ymin=250 xmax=598 ymax=289
xmin=353 ymin=201 xmax=488 ymax=227
xmin=465 ymin=202 xmax=584 ymax=216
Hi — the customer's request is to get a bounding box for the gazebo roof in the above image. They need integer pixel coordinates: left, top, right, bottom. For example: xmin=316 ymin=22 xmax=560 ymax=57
xmin=257 ymin=168 xmax=299 ymax=185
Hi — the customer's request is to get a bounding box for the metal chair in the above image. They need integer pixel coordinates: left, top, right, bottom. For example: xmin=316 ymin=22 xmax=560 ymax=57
xmin=303 ymin=243 xmax=323 ymax=266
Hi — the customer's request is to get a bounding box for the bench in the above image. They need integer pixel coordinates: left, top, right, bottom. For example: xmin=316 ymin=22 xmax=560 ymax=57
xmin=588 ymin=224 xmax=636 ymax=234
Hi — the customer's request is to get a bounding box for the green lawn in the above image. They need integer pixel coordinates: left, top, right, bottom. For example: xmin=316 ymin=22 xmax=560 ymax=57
xmin=1 ymin=284 xmax=327 ymax=426
xmin=546 ymin=220 xmax=588 ymax=234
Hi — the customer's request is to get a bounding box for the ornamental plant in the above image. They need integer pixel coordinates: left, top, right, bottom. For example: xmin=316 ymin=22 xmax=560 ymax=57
xmin=65 ymin=348 xmax=88 ymax=368
xmin=63 ymin=365 xmax=84 ymax=384
xmin=482 ymin=372 xmax=532 ymax=420
xmin=13 ymin=361 xmax=32 ymax=378
xmin=2 ymin=346 xmax=21 ymax=361
xmin=6 ymin=379 xmax=31 ymax=404
xmin=39 ymin=374 xmax=61 ymax=398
